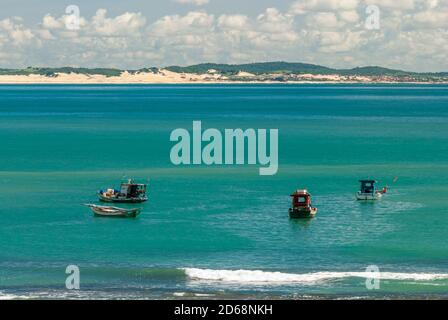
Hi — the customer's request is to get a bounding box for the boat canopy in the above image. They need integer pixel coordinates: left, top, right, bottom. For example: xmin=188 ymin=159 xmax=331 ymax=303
xmin=290 ymin=189 xmax=311 ymax=207
xmin=359 ymin=180 xmax=377 ymax=194
xmin=290 ymin=189 xmax=309 ymax=196
xmin=120 ymin=181 xmax=147 ymax=198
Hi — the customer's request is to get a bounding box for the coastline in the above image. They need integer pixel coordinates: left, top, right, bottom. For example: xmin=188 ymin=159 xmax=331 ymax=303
xmin=0 ymin=70 xmax=447 ymax=85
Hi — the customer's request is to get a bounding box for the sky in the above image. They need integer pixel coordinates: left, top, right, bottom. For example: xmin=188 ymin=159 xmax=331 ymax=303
xmin=0 ymin=0 xmax=447 ymax=72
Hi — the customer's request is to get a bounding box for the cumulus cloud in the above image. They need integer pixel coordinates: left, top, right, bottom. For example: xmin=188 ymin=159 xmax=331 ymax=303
xmin=0 ymin=17 xmax=39 ymax=66
xmin=218 ymin=14 xmax=249 ymax=30
xmin=90 ymin=9 xmax=146 ymax=36
xmin=0 ymin=1 xmax=447 ymax=72
xmin=173 ymin=0 xmax=209 ymax=6
xmin=364 ymin=0 xmax=415 ymax=10
xmin=290 ymin=0 xmax=359 ymax=15
xmin=42 ymin=15 xmax=64 ymax=29
xmin=307 ymin=12 xmax=341 ymax=29
xmin=152 ymin=11 xmax=214 ymax=36
xmin=339 ymin=10 xmax=360 ymax=23
xmin=0 ymin=18 xmax=35 ymax=45
xmin=412 ymin=9 xmax=448 ymax=28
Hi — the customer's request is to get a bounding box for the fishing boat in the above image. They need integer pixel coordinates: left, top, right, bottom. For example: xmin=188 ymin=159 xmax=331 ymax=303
xmin=84 ymin=204 xmax=141 ymax=218
xmin=289 ymin=189 xmax=318 ymax=219
xmin=98 ymin=179 xmax=148 ymax=203
xmin=356 ymin=180 xmax=387 ymax=201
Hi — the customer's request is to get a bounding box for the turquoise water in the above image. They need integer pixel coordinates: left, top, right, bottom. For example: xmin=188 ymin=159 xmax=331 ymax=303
xmin=0 ymin=84 xmax=447 ymax=299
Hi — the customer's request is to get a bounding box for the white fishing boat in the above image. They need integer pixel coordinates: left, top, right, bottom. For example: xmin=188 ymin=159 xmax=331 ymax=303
xmin=84 ymin=204 xmax=141 ymax=218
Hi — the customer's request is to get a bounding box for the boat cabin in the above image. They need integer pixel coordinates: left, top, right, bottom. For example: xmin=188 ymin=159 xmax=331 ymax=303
xmin=99 ymin=179 xmax=148 ymax=203
xmin=120 ymin=180 xmax=147 ymax=198
xmin=359 ymin=180 xmax=377 ymax=194
xmin=290 ymin=189 xmax=312 ymax=208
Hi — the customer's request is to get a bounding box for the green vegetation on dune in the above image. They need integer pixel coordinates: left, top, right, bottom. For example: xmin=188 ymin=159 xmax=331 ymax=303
xmin=339 ymin=66 xmax=413 ymax=76
xmin=128 ymin=67 xmax=160 ymax=75
xmin=0 ymin=67 xmax=123 ymax=77
xmin=166 ymin=62 xmax=446 ymax=78
xmin=0 ymin=63 xmax=446 ymax=81
xmin=166 ymin=62 xmax=336 ymax=75
xmin=0 ymin=66 xmax=163 ymax=77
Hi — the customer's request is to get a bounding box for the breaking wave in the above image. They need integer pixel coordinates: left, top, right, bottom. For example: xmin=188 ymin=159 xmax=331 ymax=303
xmin=182 ymin=268 xmax=448 ymax=284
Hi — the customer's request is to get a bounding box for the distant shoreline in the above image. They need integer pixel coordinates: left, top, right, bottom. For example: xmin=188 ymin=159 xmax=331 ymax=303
xmin=1 ymin=62 xmax=446 ymax=85
xmin=0 ymin=71 xmax=447 ymax=85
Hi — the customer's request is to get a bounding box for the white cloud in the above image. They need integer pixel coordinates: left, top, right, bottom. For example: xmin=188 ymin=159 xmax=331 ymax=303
xmin=412 ymin=10 xmax=448 ymax=28
xmin=257 ymin=8 xmax=295 ymax=33
xmin=364 ymin=0 xmax=415 ymax=10
xmin=0 ymin=3 xmax=447 ymax=72
xmin=290 ymin=0 xmax=359 ymax=15
xmin=90 ymin=9 xmax=146 ymax=36
xmin=339 ymin=10 xmax=360 ymax=23
xmin=41 ymin=9 xmax=146 ymax=37
xmin=173 ymin=0 xmax=209 ymax=6
xmin=317 ymin=30 xmax=364 ymax=52
xmin=42 ymin=15 xmax=64 ymax=29
xmin=152 ymin=11 xmax=214 ymax=36
xmin=307 ymin=12 xmax=341 ymax=28
xmin=218 ymin=15 xmax=249 ymax=30
xmin=247 ymin=8 xmax=299 ymax=46
xmin=0 ymin=18 xmax=35 ymax=45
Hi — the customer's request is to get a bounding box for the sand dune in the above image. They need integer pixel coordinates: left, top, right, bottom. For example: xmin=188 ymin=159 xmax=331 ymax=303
xmin=0 ymin=70 xmax=227 ymax=84
xmin=0 ymin=69 xmax=443 ymax=84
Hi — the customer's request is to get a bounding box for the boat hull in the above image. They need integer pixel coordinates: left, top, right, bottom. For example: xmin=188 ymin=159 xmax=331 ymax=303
xmin=289 ymin=207 xmax=317 ymax=219
xmin=98 ymin=193 xmax=148 ymax=203
xmin=356 ymin=192 xmax=382 ymax=201
xmin=88 ymin=205 xmax=141 ymax=218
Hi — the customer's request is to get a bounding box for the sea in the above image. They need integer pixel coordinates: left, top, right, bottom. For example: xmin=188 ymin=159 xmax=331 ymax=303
xmin=0 ymin=84 xmax=447 ymax=299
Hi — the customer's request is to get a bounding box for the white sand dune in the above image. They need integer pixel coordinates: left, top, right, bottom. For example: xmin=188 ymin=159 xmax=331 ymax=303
xmin=0 ymin=70 xmax=444 ymax=84
xmin=0 ymin=70 xmax=225 ymax=84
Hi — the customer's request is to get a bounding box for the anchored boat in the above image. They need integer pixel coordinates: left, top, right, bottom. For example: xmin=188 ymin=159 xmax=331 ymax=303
xmin=98 ymin=179 xmax=148 ymax=203
xmin=85 ymin=204 xmax=141 ymax=218
xmin=356 ymin=180 xmax=387 ymax=201
xmin=289 ymin=189 xmax=318 ymax=219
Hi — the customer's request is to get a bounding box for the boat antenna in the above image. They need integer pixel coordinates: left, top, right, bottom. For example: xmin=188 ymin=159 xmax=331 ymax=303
xmin=385 ymin=176 xmax=398 ymax=190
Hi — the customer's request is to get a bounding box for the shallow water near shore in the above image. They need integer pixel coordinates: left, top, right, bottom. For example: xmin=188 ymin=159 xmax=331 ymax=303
xmin=0 ymin=84 xmax=447 ymax=299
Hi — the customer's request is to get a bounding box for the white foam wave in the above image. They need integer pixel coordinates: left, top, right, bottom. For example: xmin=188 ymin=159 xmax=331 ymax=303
xmin=183 ymin=268 xmax=448 ymax=284
xmin=0 ymin=292 xmax=31 ymax=300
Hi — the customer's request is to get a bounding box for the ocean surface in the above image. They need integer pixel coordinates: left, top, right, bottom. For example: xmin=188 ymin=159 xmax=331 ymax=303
xmin=0 ymin=84 xmax=447 ymax=299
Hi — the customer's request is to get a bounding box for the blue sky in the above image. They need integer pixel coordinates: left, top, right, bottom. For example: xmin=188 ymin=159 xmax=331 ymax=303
xmin=0 ymin=0 xmax=447 ymax=71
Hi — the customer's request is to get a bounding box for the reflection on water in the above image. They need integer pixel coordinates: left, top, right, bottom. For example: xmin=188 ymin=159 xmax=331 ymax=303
xmin=289 ymin=218 xmax=313 ymax=230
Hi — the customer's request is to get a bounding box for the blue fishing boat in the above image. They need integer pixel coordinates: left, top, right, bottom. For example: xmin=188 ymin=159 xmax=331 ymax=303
xmin=356 ymin=180 xmax=387 ymax=200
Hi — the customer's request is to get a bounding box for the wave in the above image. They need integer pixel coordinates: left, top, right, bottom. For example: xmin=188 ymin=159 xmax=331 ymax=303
xmin=182 ymin=268 xmax=448 ymax=284
xmin=0 ymin=292 xmax=31 ymax=300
